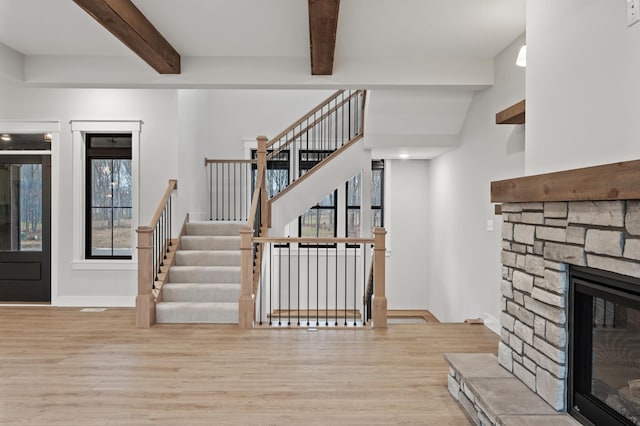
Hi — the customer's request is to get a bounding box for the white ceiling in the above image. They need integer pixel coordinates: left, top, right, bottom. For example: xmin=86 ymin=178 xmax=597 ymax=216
xmin=0 ymin=0 xmax=526 ymax=159
xmin=0 ymin=0 xmax=525 ymax=60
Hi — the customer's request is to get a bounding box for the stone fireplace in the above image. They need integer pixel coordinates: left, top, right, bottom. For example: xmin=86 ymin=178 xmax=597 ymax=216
xmin=486 ymin=158 xmax=640 ymax=426
xmin=444 ymin=160 xmax=640 ymax=425
xmin=499 ymin=200 xmax=640 ymax=409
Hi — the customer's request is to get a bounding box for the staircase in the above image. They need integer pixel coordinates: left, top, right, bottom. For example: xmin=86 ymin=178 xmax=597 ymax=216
xmin=156 ymin=221 xmax=244 ymax=323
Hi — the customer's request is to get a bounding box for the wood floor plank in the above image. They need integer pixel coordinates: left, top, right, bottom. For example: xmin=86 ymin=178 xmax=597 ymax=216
xmin=0 ymin=307 xmax=498 ymax=425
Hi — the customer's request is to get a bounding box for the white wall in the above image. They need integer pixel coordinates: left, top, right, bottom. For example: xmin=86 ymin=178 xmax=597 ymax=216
xmin=177 ymin=89 xmax=333 ymax=221
xmin=526 ymin=1 xmax=640 ymax=175
xmin=385 ymin=159 xmax=430 ymax=309
xmin=426 ymin=34 xmax=526 ymax=325
xmin=0 ymin=84 xmax=178 ymax=306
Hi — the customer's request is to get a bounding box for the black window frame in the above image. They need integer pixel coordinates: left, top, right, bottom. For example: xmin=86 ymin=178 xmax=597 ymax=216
xmin=298 ymin=150 xmax=338 ymax=246
xmin=85 ymin=133 xmax=133 ymax=260
xmin=251 ymin=149 xmax=290 ymax=198
xmin=345 ymin=160 xmax=384 ymax=242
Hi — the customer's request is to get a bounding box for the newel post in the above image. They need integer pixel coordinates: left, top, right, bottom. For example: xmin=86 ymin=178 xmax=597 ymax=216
xmin=136 ymin=226 xmax=156 ymax=328
xmin=239 ymin=227 xmax=255 ymax=328
xmin=256 ymin=135 xmax=269 ymax=227
xmin=372 ymin=227 xmax=387 ymax=329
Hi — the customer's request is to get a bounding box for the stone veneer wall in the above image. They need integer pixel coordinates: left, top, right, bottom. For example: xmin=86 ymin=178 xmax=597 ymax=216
xmin=499 ymin=200 xmax=640 ymax=410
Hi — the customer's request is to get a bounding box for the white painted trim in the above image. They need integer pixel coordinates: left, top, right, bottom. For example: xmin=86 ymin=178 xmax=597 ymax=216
xmin=0 ymin=120 xmax=60 ymax=133
xmin=70 ymin=120 xmax=141 ymax=264
xmin=50 ymin=132 xmax=60 ymax=306
xmin=0 ymin=121 xmax=60 ymax=305
xmin=0 ymin=150 xmax=52 ymax=155
xmin=70 ymin=121 xmax=141 ymax=133
xmin=483 ymin=312 xmax=500 ymax=335
xmin=71 ymin=261 xmax=137 ymax=271
xmin=55 ymin=296 xmax=135 ymax=307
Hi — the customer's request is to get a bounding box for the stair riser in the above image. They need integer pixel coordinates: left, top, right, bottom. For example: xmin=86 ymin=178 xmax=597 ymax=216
xmin=156 ymin=304 xmax=239 ymax=324
xmin=169 ymin=267 xmax=240 ymax=283
xmin=175 ymin=251 xmax=241 ymax=267
xmin=180 ymin=236 xmax=240 ymax=251
xmin=162 ymin=285 xmax=240 ymax=303
xmin=186 ymin=222 xmax=246 ymax=236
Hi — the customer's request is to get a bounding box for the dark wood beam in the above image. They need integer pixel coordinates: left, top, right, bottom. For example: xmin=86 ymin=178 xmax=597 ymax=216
xmin=496 ymin=99 xmax=525 ymax=124
xmin=491 ymin=160 xmax=640 ymax=203
xmin=308 ymin=0 xmax=340 ymax=75
xmin=73 ymin=0 xmax=180 ymax=74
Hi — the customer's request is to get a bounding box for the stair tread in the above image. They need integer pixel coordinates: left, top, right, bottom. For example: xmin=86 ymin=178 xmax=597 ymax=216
xmin=181 ymin=235 xmax=240 ymax=239
xmin=170 ymin=265 xmax=240 ymax=270
xmin=158 ymin=301 xmax=237 ymax=306
xmin=176 ymin=249 xmax=240 ymax=253
xmin=186 ymin=221 xmax=247 ymax=236
xmin=163 ymin=282 xmax=240 ymax=286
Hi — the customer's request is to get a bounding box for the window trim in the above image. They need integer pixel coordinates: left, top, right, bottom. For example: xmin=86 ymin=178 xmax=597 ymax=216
xmin=71 ymin=121 xmax=141 ymax=268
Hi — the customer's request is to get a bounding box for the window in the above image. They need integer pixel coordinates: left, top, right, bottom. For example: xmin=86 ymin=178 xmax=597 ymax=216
xmin=85 ymin=134 xmax=132 ymax=259
xmin=251 ymin=149 xmax=289 ymax=198
xmin=298 ymin=151 xmax=337 ymax=240
xmin=346 ymin=160 xmax=384 ymax=238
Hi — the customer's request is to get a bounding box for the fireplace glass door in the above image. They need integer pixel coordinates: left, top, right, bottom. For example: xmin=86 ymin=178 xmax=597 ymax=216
xmin=569 ymin=266 xmax=640 ymax=426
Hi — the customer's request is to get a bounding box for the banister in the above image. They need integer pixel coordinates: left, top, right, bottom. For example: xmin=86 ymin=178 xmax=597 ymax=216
xmin=267 ymin=134 xmax=363 ymax=205
xmin=266 ymin=91 xmax=361 ymax=159
xmin=266 ymin=90 xmax=345 ymax=149
xmin=247 ymin=167 xmax=263 ymax=227
xmin=149 ymin=179 xmax=177 ymax=228
xmin=253 ymin=236 xmax=374 ymax=244
xmin=136 ymin=178 xmax=178 ymax=328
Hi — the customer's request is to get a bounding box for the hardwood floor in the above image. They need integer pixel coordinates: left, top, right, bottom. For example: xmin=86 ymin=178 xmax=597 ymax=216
xmin=0 ymin=307 xmax=498 ymax=425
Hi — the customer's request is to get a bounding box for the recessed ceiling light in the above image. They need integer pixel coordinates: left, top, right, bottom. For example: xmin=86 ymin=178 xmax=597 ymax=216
xmin=0 ymin=134 xmax=11 ymax=142
xmin=399 ymin=153 xmax=410 ymax=159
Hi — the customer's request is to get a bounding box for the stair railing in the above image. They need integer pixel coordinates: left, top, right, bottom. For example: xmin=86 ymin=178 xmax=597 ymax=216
xmin=136 ymin=179 xmax=178 ymax=328
xmin=246 ymin=228 xmax=386 ymax=328
xmin=239 ymin=137 xmax=268 ymax=328
xmin=265 ymin=89 xmax=366 ymax=200
xmin=204 ymin=158 xmax=255 ymax=221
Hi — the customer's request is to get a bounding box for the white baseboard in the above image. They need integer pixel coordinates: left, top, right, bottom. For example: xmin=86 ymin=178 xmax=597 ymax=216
xmin=53 ymin=296 xmax=135 ymax=307
xmin=483 ymin=312 xmax=500 ymax=335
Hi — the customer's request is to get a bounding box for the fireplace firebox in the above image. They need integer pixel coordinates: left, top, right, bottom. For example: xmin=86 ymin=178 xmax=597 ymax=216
xmin=569 ymin=266 xmax=640 ymax=425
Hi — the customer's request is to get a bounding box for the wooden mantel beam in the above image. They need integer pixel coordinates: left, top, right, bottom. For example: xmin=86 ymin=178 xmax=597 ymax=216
xmin=308 ymin=0 xmax=340 ymax=75
xmin=73 ymin=0 xmax=180 ymax=74
xmin=491 ymin=159 xmax=640 ymax=203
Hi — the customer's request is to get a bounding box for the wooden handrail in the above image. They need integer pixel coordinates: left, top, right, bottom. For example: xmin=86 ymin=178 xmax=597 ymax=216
xmin=268 ymin=134 xmax=363 ymax=205
xmin=266 ymin=90 xmax=362 ymax=159
xmin=253 ymin=236 xmax=375 ymax=244
xmin=266 ymin=90 xmax=345 ymax=149
xmin=247 ymin=167 xmax=264 ymax=227
xmin=149 ymin=179 xmax=177 ymax=228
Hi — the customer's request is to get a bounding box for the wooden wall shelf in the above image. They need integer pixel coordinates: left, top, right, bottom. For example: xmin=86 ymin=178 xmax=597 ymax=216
xmin=496 ymin=99 xmax=525 ymax=125
xmin=491 ymin=159 xmax=640 ymax=203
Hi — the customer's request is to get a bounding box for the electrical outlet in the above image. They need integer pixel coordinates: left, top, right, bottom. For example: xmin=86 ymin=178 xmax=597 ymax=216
xmin=628 ymin=0 xmax=640 ymax=27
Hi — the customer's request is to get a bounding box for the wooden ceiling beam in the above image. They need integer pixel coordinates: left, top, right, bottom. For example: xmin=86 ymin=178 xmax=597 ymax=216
xmin=308 ymin=0 xmax=340 ymax=75
xmin=73 ymin=0 xmax=180 ymax=74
